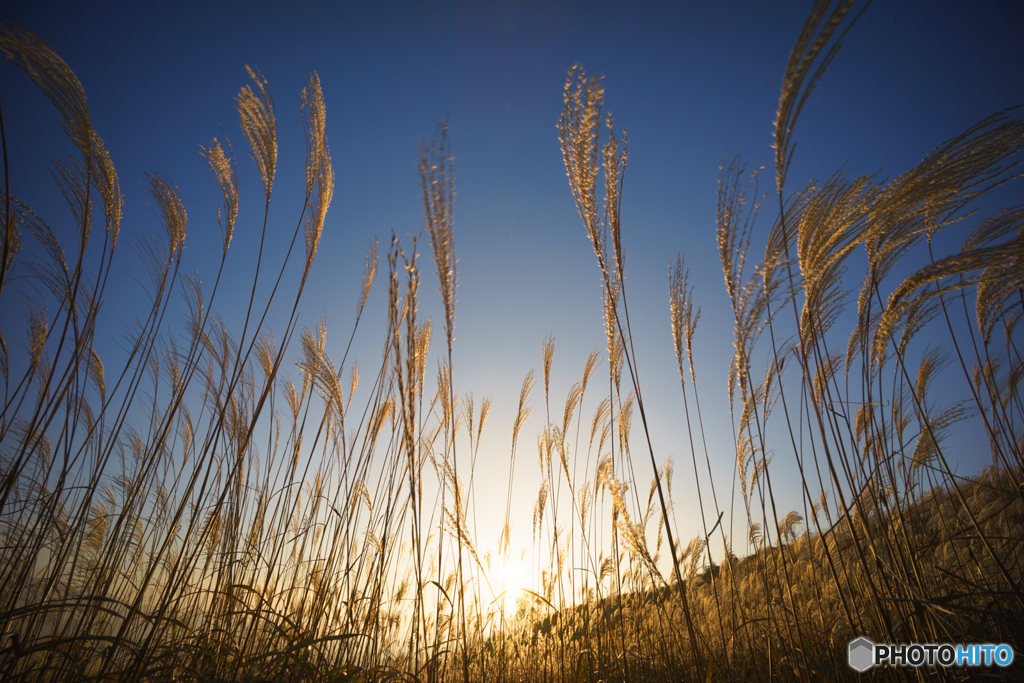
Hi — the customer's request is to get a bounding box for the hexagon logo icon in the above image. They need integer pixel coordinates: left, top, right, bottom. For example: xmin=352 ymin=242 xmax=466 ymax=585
xmin=848 ymin=637 xmax=875 ymax=672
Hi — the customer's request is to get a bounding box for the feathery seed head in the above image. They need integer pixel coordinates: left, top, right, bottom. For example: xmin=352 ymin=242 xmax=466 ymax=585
xmin=144 ymin=172 xmax=186 ymax=265
xmin=302 ymin=72 xmax=333 ymax=271
xmin=421 ymin=120 xmax=458 ymax=349
xmin=542 ymin=335 xmax=555 ymax=404
xmin=237 ymin=65 xmax=277 ymax=199
xmin=200 ymin=138 xmax=238 ymax=256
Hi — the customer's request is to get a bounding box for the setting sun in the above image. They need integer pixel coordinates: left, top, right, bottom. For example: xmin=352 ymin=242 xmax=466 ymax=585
xmin=491 ymin=551 xmax=528 ymax=615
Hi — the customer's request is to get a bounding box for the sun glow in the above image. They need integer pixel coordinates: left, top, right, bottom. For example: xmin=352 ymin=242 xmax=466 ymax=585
xmin=492 ymin=554 xmax=527 ymax=614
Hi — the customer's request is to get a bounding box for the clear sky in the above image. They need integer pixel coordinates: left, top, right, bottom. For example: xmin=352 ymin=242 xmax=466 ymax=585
xmin=3 ymin=0 xmax=1023 ymax=578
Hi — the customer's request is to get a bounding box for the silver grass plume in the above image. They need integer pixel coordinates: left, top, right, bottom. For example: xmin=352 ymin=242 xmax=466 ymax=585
xmin=237 ymin=66 xmax=277 ymax=201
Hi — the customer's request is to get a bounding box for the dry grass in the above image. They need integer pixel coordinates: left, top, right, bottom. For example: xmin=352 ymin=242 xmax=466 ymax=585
xmin=1 ymin=1 xmax=1023 ymax=681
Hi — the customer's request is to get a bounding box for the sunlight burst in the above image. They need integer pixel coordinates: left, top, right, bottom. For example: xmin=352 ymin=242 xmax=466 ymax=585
xmin=493 ymin=555 xmax=526 ymax=614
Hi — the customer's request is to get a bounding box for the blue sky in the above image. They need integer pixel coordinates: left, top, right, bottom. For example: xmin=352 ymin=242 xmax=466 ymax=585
xmin=3 ymin=0 xmax=1023 ymax=574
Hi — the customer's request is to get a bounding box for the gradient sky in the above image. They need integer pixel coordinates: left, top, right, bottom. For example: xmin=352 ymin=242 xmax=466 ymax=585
xmin=3 ymin=0 xmax=1023 ymax=574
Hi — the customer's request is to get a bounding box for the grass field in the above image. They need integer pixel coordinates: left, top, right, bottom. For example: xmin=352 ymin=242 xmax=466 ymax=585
xmin=1 ymin=1 xmax=1022 ymax=681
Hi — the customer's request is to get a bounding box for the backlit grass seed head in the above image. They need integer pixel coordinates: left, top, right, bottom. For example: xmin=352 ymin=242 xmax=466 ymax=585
xmin=513 ymin=370 xmax=536 ymax=445
xmin=463 ymin=391 xmax=491 ymax=455
xmin=0 ymin=17 xmax=89 ymax=148
xmin=181 ymin=272 xmax=205 ymax=341
xmin=421 ymin=121 xmax=457 ymax=348
xmin=88 ymin=346 xmax=105 ymax=401
xmin=669 ymin=254 xmax=700 ymax=385
xmin=602 ymin=114 xmax=627 ymax=274
xmin=533 ymin=480 xmax=550 ymax=540
xmin=607 ymin=315 xmax=624 ymax=394
xmin=559 ymin=65 xmax=604 ymax=245
xmin=301 ymin=328 xmax=348 ymax=419
xmin=359 ymin=239 xmax=379 ymax=315
xmin=542 ymin=335 xmax=555 ymax=404
xmin=200 ymin=138 xmax=238 ymax=256
xmin=437 ymin=359 xmax=455 ymax=427
xmin=0 ymin=16 xmax=123 ymax=247
xmin=475 ymin=394 xmax=492 ymax=449
xmin=774 ymin=0 xmax=861 ymax=192
xmin=969 ymin=206 xmax=1024 ymax=342
xmin=577 ymin=487 xmax=591 ymax=524
xmin=873 ymin=240 xmax=1018 ymax=365
xmin=302 ymin=73 xmax=328 ymax=193
xmin=144 ymin=172 xmax=186 ymax=265
xmin=254 ymin=332 xmax=276 ymax=380
xmin=716 ymin=158 xmax=756 ymax=312
xmin=95 ymin=137 xmax=123 ymax=246
xmin=415 ymin=320 xmax=432 ymax=401
xmin=796 ymin=173 xmax=875 ymax=344
xmin=282 ymin=376 xmax=301 ymax=424
xmin=237 ymin=65 xmax=277 ymax=199
xmin=556 ymin=431 xmax=570 ymax=492
xmin=862 ymin=112 xmax=1024 ymax=357
xmin=302 ymin=73 xmax=333 ymax=270
xmin=347 ymin=363 xmax=359 ymax=413
xmin=580 ymin=349 xmax=600 ymax=394
xmin=589 ymin=396 xmax=610 ymax=450
xmin=537 ymin=426 xmax=555 ymax=476
xmin=811 ymin=351 xmax=840 ymax=408
xmin=368 ymin=397 xmax=394 ymax=449
xmin=561 ymin=382 xmax=582 ymax=444
xmin=617 ymin=392 xmax=634 ymax=456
